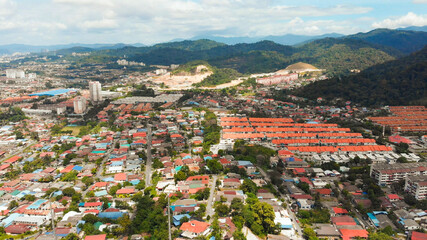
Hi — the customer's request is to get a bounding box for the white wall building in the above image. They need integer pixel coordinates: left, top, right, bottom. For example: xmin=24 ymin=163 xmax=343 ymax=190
xmin=89 ymin=81 xmax=102 ymax=102
xmin=6 ymin=69 xmax=25 ymax=79
xmin=73 ymin=96 xmax=87 ymax=114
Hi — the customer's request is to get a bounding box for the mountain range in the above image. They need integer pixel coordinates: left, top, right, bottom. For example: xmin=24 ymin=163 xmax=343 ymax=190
xmin=0 ymin=43 xmax=145 ymax=55
xmin=1 ymin=26 xmax=426 ymax=55
xmin=61 ymin=27 xmax=425 ymax=76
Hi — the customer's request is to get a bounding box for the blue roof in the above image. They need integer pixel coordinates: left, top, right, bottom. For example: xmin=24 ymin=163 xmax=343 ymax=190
xmin=102 ymin=177 xmax=114 ymax=182
xmin=29 ymin=89 xmax=75 ymax=96
xmin=130 ymin=180 xmax=140 ymax=185
xmin=95 ymin=190 xmax=108 ymax=197
xmin=238 ymin=160 xmax=253 ymax=166
xmin=27 ymin=199 xmax=47 ymax=209
xmin=173 ymin=214 xmax=191 ymax=226
xmin=72 ymin=165 xmax=83 ymax=171
xmin=111 ymin=161 xmax=123 ymax=166
xmin=98 ymin=212 xmax=124 ymax=220
xmin=367 ymin=213 xmax=379 ymax=227
xmin=32 ymin=169 xmax=43 ymax=173
xmin=1 ymin=213 xmax=23 ymax=227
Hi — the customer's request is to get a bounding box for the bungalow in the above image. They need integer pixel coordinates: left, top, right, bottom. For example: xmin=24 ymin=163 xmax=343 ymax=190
xmin=180 ymin=220 xmax=211 ymax=239
xmin=222 ymin=178 xmax=241 ymax=189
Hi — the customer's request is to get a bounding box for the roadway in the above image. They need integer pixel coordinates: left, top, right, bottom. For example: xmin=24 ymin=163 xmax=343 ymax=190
xmin=145 ymin=124 xmax=153 ymax=187
xmin=206 ymin=175 xmax=218 ymax=221
xmin=257 ymin=168 xmax=303 ymax=238
xmin=82 ymin=138 xmax=118 ymax=197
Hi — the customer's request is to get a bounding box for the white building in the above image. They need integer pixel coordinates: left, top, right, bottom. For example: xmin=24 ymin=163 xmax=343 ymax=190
xmin=5 ymin=69 xmax=25 ymax=79
xmin=405 ymin=175 xmax=427 ymax=200
xmin=370 ymin=162 xmax=427 ymax=186
xmin=27 ymin=73 xmax=37 ymax=79
xmin=89 ymin=81 xmax=102 ymax=102
xmin=73 ymin=96 xmax=87 ymax=114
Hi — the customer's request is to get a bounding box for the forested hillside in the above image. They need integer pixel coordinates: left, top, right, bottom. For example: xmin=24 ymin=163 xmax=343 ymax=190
xmin=293 ymin=46 xmax=427 ymax=106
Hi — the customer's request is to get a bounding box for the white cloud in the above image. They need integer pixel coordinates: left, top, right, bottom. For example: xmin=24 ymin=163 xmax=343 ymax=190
xmin=372 ymin=12 xmax=427 ymax=29
xmin=0 ymin=0 xmax=375 ymax=44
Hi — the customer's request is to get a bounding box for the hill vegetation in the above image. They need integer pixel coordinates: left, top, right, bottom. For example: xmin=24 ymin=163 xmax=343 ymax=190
xmin=346 ymin=28 xmax=427 ymax=54
xmin=194 ymin=67 xmax=242 ymax=87
xmin=54 ymin=28 xmax=427 ymax=78
xmin=293 ymin=46 xmax=427 ymax=106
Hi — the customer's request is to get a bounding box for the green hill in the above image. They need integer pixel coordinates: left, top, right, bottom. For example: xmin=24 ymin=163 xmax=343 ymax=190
xmin=346 ymin=28 xmax=427 ymax=54
xmin=293 ymin=46 xmax=427 ymax=106
xmin=291 ymin=38 xmax=397 ymax=75
xmin=153 ymin=39 xmax=226 ymax=51
xmin=55 ymin=30 xmax=427 ymax=76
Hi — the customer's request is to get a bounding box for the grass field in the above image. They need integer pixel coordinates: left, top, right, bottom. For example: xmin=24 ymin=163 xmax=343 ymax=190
xmin=61 ymin=126 xmax=83 ymax=135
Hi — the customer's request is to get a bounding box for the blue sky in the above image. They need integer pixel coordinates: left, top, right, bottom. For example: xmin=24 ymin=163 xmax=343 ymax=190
xmin=0 ymin=0 xmax=426 ymax=45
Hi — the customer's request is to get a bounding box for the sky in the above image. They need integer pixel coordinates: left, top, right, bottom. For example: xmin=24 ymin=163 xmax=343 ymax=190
xmin=0 ymin=0 xmax=426 ymax=45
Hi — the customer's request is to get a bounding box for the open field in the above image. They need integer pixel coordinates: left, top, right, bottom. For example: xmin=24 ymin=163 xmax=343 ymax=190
xmin=61 ymin=126 xmax=83 ymax=135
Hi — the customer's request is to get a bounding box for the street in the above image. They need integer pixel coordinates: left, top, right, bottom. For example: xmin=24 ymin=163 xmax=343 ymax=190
xmin=82 ymin=139 xmax=119 ymax=196
xmin=145 ymin=124 xmax=153 ymax=187
xmin=257 ymin=168 xmax=303 ymax=238
xmin=206 ymin=175 xmax=218 ymax=221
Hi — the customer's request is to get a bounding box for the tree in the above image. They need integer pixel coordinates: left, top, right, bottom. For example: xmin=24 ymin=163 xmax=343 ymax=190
xmin=303 ymin=227 xmax=319 ymax=240
xmin=368 ymin=232 xmax=393 ymax=240
xmin=81 ymin=176 xmax=94 ymax=187
xmin=194 ymin=188 xmax=210 ymax=201
xmin=174 ymin=171 xmax=187 ymax=182
xmin=135 ymin=180 xmax=146 ymax=190
xmin=63 ymin=233 xmax=80 ymax=240
xmin=251 ymin=202 xmax=277 ymax=234
xmin=230 ymin=198 xmax=244 ymax=214
xmin=297 ymin=182 xmax=310 ymax=194
xmin=380 ymin=226 xmax=395 ymax=236
xmin=14 ymin=131 xmax=24 ymax=139
xmin=207 ymin=159 xmax=223 ymax=174
xmin=8 ymin=200 xmax=18 ymax=210
xmin=216 ymin=203 xmax=229 ymax=217
xmin=82 ymin=214 xmax=99 ymax=224
xmin=62 ymin=187 xmax=76 ymax=197
xmin=240 ymin=178 xmax=257 ymax=194
xmin=210 ymin=217 xmax=223 ymax=239
xmin=116 ymin=214 xmax=131 ymax=235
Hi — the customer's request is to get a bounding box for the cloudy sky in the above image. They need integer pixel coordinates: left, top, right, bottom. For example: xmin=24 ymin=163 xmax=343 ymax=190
xmin=0 ymin=0 xmax=426 ymax=45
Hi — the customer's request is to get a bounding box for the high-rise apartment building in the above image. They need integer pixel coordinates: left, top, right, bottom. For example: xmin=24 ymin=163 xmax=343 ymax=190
xmin=73 ymin=96 xmax=87 ymax=114
xmin=89 ymin=81 xmax=102 ymax=102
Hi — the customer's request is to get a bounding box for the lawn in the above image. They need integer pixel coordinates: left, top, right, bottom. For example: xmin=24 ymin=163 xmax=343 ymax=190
xmin=61 ymin=126 xmax=83 ymax=135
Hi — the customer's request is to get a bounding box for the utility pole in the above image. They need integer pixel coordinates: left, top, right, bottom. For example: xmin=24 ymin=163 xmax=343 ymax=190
xmin=49 ymin=192 xmax=58 ymax=240
xmin=168 ymin=196 xmax=172 ymax=240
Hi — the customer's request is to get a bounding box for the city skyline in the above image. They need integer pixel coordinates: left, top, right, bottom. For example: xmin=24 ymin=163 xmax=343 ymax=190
xmin=0 ymin=0 xmax=426 ymax=45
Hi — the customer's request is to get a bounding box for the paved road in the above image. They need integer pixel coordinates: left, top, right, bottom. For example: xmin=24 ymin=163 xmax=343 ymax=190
xmin=82 ymin=139 xmax=118 ymax=197
xmin=206 ymin=175 xmax=218 ymax=221
xmin=145 ymin=124 xmax=153 ymax=187
xmin=258 ymin=168 xmax=303 ymax=238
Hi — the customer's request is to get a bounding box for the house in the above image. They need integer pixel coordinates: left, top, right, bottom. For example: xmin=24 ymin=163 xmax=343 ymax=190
xmin=222 ymin=178 xmax=241 ymax=189
xmin=332 ymin=207 xmax=348 ymax=216
xmin=297 ymin=199 xmax=313 ymax=210
xmin=339 ymin=229 xmax=368 ymax=240
xmin=85 ymin=234 xmax=107 ymax=240
xmin=387 ymin=194 xmax=401 ymax=202
xmin=180 ymin=220 xmax=211 ymax=239
xmin=313 ymin=224 xmax=340 ymax=240
xmin=331 ymin=216 xmax=356 ymax=226
xmin=314 ymin=188 xmax=332 ymax=197
xmin=411 ymin=231 xmax=427 ymax=240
